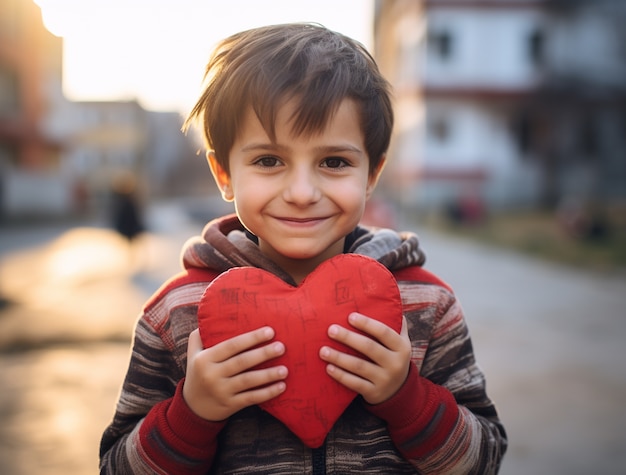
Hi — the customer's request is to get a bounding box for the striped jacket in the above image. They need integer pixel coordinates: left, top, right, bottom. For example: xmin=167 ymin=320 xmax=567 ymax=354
xmin=99 ymin=215 xmax=507 ymax=474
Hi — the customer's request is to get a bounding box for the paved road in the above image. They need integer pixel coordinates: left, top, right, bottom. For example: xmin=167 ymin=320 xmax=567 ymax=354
xmin=413 ymin=226 xmax=626 ymax=475
xmin=0 ymin=203 xmax=625 ymax=474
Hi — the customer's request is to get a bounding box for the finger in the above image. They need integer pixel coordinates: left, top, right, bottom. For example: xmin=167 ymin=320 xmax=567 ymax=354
xmin=187 ymin=329 xmax=204 ymax=356
xmin=230 ymin=365 xmax=288 ymax=394
xmin=328 ymin=323 xmax=385 ymax=363
xmin=325 ymin=362 xmax=373 ymax=395
xmin=400 ymin=316 xmax=408 ymax=337
xmin=223 ymin=340 xmax=285 ymax=374
xmin=231 ymin=380 xmax=287 ymax=408
xmin=320 ymin=345 xmax=377 ymax=381
xmin=209 ymin=326 xmax=275 ymax=362
xmin=347 ymin=312 xmax=401 ymax=349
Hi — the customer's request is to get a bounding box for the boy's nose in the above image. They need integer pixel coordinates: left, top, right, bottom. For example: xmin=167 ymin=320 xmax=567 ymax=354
xmin=283 ymin=168 xmax=321 ymax=205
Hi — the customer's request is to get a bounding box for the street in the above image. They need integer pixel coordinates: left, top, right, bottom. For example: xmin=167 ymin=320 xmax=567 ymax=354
xmin=1 ymin=201 xmax=625 ymax=474
xmin=416 ymin=224 xmax=626 ymax=475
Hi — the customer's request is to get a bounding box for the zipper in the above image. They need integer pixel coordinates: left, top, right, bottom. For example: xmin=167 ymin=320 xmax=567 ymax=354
xmin=312 ymin=444 xmax=326 ymax=475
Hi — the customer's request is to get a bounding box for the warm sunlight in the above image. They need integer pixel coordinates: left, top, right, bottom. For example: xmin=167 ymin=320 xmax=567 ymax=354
xmin=34 ymin=0 xmax=374 ymax=113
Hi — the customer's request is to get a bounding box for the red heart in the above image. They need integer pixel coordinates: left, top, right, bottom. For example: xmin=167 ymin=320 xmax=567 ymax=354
xmin=197 ymin=254 xmax=403 ymax=448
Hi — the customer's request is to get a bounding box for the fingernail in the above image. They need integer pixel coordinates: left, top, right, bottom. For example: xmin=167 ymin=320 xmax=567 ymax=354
xmin=273 ymin=342 xmax=284 ymax=353
xmin=328 ymin=325 xmax=339 ymax=336
xmin=320 ymin=347 xmax=330 ymax=358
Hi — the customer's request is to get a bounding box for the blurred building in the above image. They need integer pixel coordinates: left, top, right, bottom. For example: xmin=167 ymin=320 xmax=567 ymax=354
xmin=0 ymin=0 xmax=67 ymax=218
xmin=50 ymin=99 xmax=151 ymax=213
xmin=46 ymin=98 xmax=206 ymax=214
xmin=0 ymin=0 xmax=204 ymax=221
xmin=375 ymin=0 xmax=626 ymax=212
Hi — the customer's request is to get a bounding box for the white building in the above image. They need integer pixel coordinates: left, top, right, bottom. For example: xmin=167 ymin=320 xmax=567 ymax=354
xmin=45 ymin=99 xmax=203 ymax=214
xmin=375 ymin=0 xmax=626 ymax=213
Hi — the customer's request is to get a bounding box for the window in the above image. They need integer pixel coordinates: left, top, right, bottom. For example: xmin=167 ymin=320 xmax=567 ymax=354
xmin=0 ymin=66 xmax=20 ymax=117
xmin=580 ymin=116 xmax=598 ymax=159
xmin=428 ymin=29 xmax=454 ymax=61
xmin=0 ymin=143 xmax=19 ymax=167
xmin=513 ymin=111 xmax=533 ymax=155
xmin=528 ymin=29 xmax=545 ymax=67
xmin=428 ymin=115 xmax=451 ymax=143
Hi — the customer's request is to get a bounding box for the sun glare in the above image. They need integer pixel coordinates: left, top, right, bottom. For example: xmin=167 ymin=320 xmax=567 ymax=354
xmin=45 ymin=229 xmax=128 ymax=282
xmin=34 ymin=0 xmax=374 ymax=113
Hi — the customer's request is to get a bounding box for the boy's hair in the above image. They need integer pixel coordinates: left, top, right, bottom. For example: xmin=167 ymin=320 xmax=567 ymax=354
xmin=183 ymin=23 xmax=393 ymax=175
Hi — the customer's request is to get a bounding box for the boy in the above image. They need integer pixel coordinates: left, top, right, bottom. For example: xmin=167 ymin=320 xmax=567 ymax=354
xmin=100 ymin=23 xmax=507 ymax=474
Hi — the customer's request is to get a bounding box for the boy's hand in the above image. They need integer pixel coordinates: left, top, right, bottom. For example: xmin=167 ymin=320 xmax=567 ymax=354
xmin=183 ymin=327 xmax=288 ymax=421
xmin=319 ymin=313 xmax=411 ymax=405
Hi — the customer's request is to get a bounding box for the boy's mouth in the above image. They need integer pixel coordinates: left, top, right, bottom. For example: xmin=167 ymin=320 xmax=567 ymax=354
xmin=275 ymin=216 xmax=328 ymax=226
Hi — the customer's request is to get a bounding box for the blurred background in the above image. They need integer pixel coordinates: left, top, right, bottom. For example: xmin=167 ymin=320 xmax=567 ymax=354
xmin=0 ymin=0 xmax=624 ymax=474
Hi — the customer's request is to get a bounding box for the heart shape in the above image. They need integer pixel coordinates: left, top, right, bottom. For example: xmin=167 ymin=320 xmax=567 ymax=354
xmin=197 ymin=254 xmax=403 ymax=448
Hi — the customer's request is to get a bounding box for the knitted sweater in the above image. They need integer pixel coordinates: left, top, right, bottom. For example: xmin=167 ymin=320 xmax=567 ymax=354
xmin=99 ymin=214 xmax=507 ymax=474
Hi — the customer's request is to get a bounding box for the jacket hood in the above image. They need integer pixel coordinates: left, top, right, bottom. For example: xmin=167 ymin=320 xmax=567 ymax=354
xmin=182 ymin=214 xmax=426 ymax=285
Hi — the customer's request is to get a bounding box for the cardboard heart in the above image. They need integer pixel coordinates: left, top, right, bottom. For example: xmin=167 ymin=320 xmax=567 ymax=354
xmin=197 ymin=254 xmax=403 ymax=448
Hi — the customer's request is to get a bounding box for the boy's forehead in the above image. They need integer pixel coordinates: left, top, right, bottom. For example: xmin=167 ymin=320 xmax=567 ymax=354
xmin=242 ymin=96 xmax=362 ymax=139
xmin=230 ymin=98 xmax=368 ymax=164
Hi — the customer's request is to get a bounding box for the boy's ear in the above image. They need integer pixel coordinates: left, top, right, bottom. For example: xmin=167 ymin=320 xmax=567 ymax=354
xmin=366 ymin=154 xmax=387 ymax=199
xmin=207 ymin=151 xmax=234 ymax=201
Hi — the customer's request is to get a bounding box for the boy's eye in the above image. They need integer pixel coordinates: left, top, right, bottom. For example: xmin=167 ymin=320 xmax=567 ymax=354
xmin=322 ymin=157 xmax=348 ymax=169
xmin=254 ymin=156 xmax=280 ymax=167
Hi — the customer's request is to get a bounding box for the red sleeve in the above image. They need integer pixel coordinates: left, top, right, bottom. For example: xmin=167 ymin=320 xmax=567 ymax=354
xmin=364 ymin=363 xmax=459 ymax=459
xmin=138 ymin=380 xmax=226 ymax=475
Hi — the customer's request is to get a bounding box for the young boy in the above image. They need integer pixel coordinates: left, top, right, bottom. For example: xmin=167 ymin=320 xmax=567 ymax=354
xmin=99 ymin=23 xmax=507 ymax=474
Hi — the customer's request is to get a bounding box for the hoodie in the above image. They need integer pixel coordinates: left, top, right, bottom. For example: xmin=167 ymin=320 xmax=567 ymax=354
xmin=100 ymin=214 xmax=507 ymax=474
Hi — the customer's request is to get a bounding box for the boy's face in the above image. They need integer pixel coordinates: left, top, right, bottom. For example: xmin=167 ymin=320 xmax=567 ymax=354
xmin=209 ymin=98 xmax=383 ymax=281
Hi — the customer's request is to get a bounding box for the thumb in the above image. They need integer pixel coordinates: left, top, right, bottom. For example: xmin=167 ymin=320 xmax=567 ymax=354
xmin=187 ymin=328 xmax=204 ymax=355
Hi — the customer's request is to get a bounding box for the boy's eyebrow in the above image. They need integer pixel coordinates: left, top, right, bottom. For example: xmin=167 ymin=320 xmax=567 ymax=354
xmin=240 ymin=143 xmax=365 ymax=155
xmin=239 ymin=143 xmax=283 ymax=153
xmin=314 ymin=144 xmax=365 ymax=155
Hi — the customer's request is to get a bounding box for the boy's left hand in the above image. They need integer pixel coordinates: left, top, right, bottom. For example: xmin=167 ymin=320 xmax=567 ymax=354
xmin=319 ymin=313 xmax=411 ymax=405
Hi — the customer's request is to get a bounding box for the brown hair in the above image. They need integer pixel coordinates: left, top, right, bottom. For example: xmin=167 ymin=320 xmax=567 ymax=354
xmin=183 ymin=23 xmax=393 ymax=175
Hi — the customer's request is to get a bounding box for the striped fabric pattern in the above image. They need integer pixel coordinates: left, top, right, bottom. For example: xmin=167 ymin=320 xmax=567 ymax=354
xmin=99 ymin=215 xmax=507 ymax=474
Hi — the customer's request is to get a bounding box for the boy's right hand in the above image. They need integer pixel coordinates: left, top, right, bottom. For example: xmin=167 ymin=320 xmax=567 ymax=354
xmin=183 ymin=327 xmax=288 ymax=421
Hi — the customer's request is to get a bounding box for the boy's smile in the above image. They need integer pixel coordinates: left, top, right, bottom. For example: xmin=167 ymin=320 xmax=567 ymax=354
xmin=209 ymin=98 xmax=382 ymax=283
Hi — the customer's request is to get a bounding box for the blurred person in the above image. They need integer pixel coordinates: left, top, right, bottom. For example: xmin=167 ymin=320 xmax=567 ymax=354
xmin=109 ymin=171 xmax=147 ymax=272
xmin=557 ymin=196 xmax=610 ymax=241
xmin=99 ymin=23 xmax=507 ymax=474
xmin=446 ymin=188 xmax=486 ymax=227
xmin=110 ymin=172 xmax=145 ymax=243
